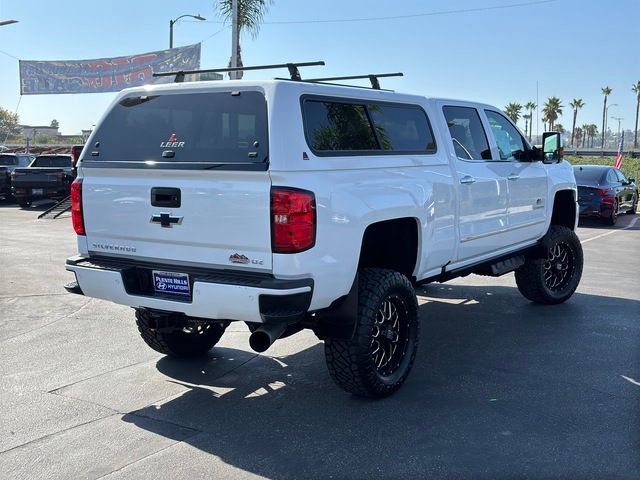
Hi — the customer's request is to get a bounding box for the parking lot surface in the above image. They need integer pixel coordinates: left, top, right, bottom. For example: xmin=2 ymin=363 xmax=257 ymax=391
xmin=1 ymin=200 xmax=638 ymax=479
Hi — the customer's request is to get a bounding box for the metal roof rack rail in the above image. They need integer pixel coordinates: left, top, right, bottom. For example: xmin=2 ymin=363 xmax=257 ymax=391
xmin=301 ymin=72 xmax=404 ymax=90
xmin=152 ymin=61 xmax=326 ymax=83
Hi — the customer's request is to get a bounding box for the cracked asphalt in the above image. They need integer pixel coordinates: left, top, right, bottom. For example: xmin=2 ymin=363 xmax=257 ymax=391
xmin=0 ymin=199 xmax=638 ymax=480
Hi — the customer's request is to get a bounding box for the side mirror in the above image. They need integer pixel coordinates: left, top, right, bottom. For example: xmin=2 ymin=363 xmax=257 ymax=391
xmin=542 ymin=132 xmax=564 ymax=164
xmin=629 ymin=177 xmax=636 ymax=184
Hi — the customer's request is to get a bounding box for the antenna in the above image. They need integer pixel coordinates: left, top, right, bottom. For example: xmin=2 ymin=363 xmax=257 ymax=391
xmin=152 ymin=61 xmax=326 ymax=83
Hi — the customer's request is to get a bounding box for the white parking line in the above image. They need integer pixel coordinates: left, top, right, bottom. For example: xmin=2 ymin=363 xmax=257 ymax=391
xmin=581 ymin=216 xmax=639 ymax=244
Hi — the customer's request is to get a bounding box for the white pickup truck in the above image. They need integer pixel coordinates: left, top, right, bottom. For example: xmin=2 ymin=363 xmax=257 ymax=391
xmin=65 ymin=71 xmax=583 ymax=398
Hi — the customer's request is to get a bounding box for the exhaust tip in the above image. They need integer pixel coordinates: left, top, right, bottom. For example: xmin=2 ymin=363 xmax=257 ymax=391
xmin=249 ymin=331 xmax=272 ymax=353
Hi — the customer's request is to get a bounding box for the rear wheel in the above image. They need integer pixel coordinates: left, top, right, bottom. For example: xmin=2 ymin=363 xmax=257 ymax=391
xmin=627 ymin=194 xmax=638 ymax=214
xmin=604 ymin=199 xmax=618 ymax=225
xmin=515 ymin=225 xmax=583 ymax=305
xmin=135 ymin=309 xmax=227 ymax=358
xmin=324 ymin=268 xmax=419 ymax=398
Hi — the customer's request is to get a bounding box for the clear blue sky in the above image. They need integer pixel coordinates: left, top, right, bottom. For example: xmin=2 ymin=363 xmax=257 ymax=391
xmin=1 ymin=0 xmax=638 ymax=136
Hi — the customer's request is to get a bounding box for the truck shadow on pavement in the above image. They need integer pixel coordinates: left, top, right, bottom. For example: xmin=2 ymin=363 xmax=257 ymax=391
xmin=122 ymin=284 xmax=639 ymax=479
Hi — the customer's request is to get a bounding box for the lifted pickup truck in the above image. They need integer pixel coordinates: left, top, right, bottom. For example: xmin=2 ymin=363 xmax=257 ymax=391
xmin=12 ymin=154 xmax=75 ymax=208
xmin=65 ymin=70 xmax=582 ymax=398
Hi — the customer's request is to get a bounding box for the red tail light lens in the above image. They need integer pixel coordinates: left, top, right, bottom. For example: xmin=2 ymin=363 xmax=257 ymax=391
xmin=71 ymin=178 xmax=85 ymax=235
xmin=271 ymin=187 xmax=316 ymax=253
xmin=597 ymin=188 xmax=610 ymax=197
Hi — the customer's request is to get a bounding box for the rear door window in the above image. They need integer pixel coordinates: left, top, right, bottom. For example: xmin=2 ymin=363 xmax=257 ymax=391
xmin=88 ymin=91 xmax=268 ymax=166
xmin=303 ymin=101 xmax=378 ymax=151
xmin=442 ymin=106 xmax=492 ymax=160
xmin=32 ymin=156 xmax=72 ymax=167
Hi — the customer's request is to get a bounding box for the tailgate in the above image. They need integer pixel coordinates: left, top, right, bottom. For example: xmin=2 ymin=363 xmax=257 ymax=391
xmin=82 ymin=168 xmax=273 ymax=271
xmin=12 ymin=168 xmax=66 ymax=187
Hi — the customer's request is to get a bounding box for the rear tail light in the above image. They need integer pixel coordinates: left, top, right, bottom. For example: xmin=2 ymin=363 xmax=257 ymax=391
xmin=597 ymin=188 xmax=610 ymax=196
xmin=71 ymin=178 xmax=85 ymax=235
xmin=271 ymin=187 xmax=316 ymax=253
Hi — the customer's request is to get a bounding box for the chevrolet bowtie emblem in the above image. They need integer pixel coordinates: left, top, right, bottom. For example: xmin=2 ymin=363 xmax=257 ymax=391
xmin=150 ymin=213 xmax=183 ymax=228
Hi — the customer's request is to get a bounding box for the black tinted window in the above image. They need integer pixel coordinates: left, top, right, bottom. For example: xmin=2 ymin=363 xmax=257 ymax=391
xmin=303 ymin=98 xmax=436 ymax=154
xmin=32 ymin=156 xmax=72 ymax=167
xmin=303 ymin=101 xmax=377 ymax=151
xmin=89 ymin=91 xmax=268 ymax=164
xmin=0 ymin=155 xmax=18 ymax=166
xmin=368 ymin=104 xmax=436 ymax=151
xmin=443 ymin=106 xmax=492 ymax=160
xmin=573 ymin=167 xmax=606 ymax=183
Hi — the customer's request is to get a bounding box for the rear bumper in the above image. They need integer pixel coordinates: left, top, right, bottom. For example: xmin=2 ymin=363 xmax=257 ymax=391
xmin=12 ymin=185 xmax=69 ymax=200
xmin=65 ymin=255 xmax=313 ymax=323
xmin=578 ymin=198 xmax=611 ymax=218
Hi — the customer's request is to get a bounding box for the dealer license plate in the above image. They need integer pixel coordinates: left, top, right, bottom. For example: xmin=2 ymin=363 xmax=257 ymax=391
xmin=152 ymin=270 xmax=190 ymax=297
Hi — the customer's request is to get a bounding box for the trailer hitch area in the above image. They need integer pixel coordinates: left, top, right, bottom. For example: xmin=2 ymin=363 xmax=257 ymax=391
xmin=138 ymin=308 xmax=188 ymax=333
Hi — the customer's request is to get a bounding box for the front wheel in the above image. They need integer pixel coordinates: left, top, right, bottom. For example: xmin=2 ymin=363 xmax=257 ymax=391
xmin=135 ymin=309 xmax=227 ymax=358
xmin=324 ymin=268 xmax=419 ymax=398
xmin=515 ymin=225 xmax=583 ymax=305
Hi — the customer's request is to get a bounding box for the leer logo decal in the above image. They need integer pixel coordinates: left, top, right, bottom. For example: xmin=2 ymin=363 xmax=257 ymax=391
xmin=160 ymin=133 xmax=185 ymax=148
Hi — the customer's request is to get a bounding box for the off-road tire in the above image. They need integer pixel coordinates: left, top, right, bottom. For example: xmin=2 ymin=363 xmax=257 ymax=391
xmin=135 ymin=309 xmax=227 ymax=358
xmin=17 ymin=199 xmax=30 ymax=209
xmin=515 ymin=225 xmax=583 ymax=305
xmin=324 ymin=268 xmax=419 ymax=398
xmin=604 ymin=199 xmax=618 ymax=225
xmin=627 ymin=194 xmax=638 ymax=214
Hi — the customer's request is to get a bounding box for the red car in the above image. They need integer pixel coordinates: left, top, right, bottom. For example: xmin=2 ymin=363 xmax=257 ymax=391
xmin=574 ymin=165 xmax=638 ymax=225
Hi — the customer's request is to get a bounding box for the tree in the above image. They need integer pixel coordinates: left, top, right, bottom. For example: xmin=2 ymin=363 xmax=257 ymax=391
xmin=600 ymin=86 xmax=612 ymax=149
xmin=504 ymin=102 xmax=522 ymax=124
xmin=524 ymin=101 xmax=536 ymax=140
xmin=523 ymin=113 xmax=531 ymax=141
xmin=215 ymin=0 xmax=274 ymax=79
xmin=569 ymin=98 xmax=585 ymax=148
xmin=574 ymin=127 xmax=583 ymax=148
xmin=632 ymin=81 xmax=640 ymax=149
xmin=0 ymin=107 xmax=20 ymax=141
xmin=542 ymin=96 xmax=563 ymax=131
xmin=554 ymin=123 xmax=566 ymax=134
xmin=50 ymin=119 xmax=59 ymax=129
xmin=580 ymin=123 xmax=590 ymax=148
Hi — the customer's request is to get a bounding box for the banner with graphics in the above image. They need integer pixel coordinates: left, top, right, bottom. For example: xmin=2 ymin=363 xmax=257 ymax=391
xmin=19 ymin=44 xmax=201 ymax=95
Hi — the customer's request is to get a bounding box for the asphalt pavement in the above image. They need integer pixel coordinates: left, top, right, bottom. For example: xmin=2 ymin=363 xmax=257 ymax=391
xmin=0 ymin=199 xmax=638 ymax=479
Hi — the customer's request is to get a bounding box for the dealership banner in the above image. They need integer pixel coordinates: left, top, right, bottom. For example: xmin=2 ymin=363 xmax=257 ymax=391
xmin=19 ymin=44 xmax=201 ymax=95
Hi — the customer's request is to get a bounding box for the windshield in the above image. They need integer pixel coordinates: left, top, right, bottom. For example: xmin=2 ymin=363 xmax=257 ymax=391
xmin=88 ymin=90 xmax=268 ymax=165
xmin=32 ymin=156 xmax=72 ymax=167
xmin=0 ymin=155 xmax=18 ymax=166
xmin=573 ymin=167 xmax=605 ymax=184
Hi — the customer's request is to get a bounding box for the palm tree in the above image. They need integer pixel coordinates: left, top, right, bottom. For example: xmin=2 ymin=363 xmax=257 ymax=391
xmin=523 ymin=113 xmax=531 ymax=141
xmin=632 ymin=81 xmax=640 ymax=149
xmin=215 ymin=0 xmax=274 ymax=79
xmin=574 ymin=127 xmax=583 ymax=148
xmin=581 ymin=123 xmax=589 ymax=148
xmin=600 ymin=86 xmax=612 ymax=149
xmin=586 ymin=124 xmax=599 ymax=148
xmin=569 ymin=98 xmax=585 ymax=148
xmin=542 ymin=96 xmax=563 ymax=131
xmin=504 ymin=102 xmax=522 ymax=124
xmin=524 ymin=101 xmax=536 ymax=140
xmin=555 ymin=124 xmax=566 ymax=134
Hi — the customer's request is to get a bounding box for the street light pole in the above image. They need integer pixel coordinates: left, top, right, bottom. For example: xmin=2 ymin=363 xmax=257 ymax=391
xmin=604 ymin=104 xmax=617 ymax=148
xmin=611 ymin=116 xmax=623 ymax=137
xmin=168 ymin=14 xmax=206 ymax=49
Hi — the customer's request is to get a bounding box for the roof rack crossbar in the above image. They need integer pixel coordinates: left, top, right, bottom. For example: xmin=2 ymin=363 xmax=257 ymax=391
xmin=152 ymin=61 xmax=325 ymax=83
xmin=302 ymin=72 xmax=404 ymax=89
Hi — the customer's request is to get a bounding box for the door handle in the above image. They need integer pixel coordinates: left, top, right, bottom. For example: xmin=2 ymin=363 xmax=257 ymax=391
xmin=151 ymin=187 xmax=181 ymax=208
xmin=508 ymin=174 xmax=520 ymax=181
xmin=460 ymin=175 xmax=476 ymax=185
